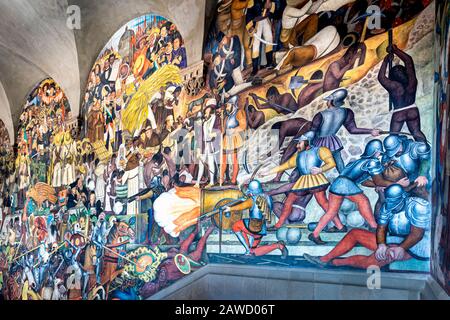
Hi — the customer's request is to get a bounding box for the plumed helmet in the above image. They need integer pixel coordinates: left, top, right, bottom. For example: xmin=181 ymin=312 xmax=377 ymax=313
xmin=384 ymin=184 xmax=407 ymax=212
xmin=246 ymin=180 xmax=263 ymax=196
xmin=323 ymin=89 xmax=348 ymax=107
xmin=383 ymin=135 xmax=403 ymax=158
xmin=361 ymin=139 xmax=383 ymax=158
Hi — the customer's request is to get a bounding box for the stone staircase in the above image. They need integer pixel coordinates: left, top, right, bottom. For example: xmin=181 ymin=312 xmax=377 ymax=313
xmin=206 ymin=229 xmax=373 ymax=258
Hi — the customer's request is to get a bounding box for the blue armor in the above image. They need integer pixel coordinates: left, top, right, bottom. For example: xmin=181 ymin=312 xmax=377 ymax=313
xmin=330 ymin=158 xmax=384 ymax=196
xmin=323 ymin=88 xmax=348 ymax=107
xmin=295 ymin=147 xmax=323 ymax=175
xmin=382 ymin=136 xmax=431 ymax=182
xmin=225 ymin=96 xmax=240 ymax=129
xmin=378 ymin=185 xmax=431 ymax=259
xmin=317 ymin=108 xmax=348 ymax=138
xmin=330 ymin=139 xmax=384 ymax=196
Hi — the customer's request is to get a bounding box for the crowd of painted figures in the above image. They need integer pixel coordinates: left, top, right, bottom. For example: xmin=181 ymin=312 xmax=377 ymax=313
xmin=0 ymin=0 xmax=437 ymax=300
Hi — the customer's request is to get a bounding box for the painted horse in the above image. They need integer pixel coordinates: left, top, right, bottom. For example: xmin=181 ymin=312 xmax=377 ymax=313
xmin=83 ymin=220 xmax=135 ymax=299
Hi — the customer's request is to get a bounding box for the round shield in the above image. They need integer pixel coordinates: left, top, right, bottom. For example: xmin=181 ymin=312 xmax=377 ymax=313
xmin=174 ymin=254 xmax=192 ymax=275
xmin=70 ymin=234 xmax=86 ymax=248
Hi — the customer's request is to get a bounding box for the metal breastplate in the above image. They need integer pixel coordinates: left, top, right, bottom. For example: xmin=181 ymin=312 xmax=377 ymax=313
xmin=296 ymin=148 xmax=322 ymax=175
xmin=394 ymin=144 xmax=419 ymax=179
xmin=341 ymin=159 xmax=370 ymax=183
xmin=249 ymin=195 xmax=272 ymax=219
xmin=226 ymin=109 xmax=239 ymax=129
xmin=388 ymin=209 xmax=412 ymax=236
xmin=317 ymin=108 xmax=347 ymax=137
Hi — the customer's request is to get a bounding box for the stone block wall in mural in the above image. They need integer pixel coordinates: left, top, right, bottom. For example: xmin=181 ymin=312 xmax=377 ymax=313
xmin=0 ymin=1 xmax=441 ymax=300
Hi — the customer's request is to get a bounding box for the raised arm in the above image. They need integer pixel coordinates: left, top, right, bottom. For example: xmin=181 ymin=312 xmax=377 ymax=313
xmin=378 ymin=55 xmax=399 ymax=92
xmin=392 ymin=45 xmax=417 ymax=91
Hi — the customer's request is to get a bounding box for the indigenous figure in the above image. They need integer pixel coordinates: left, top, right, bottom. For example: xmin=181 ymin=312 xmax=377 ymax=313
xmin=378 ymin=45 xmax=427 ymax=142
xmin=139 ymin=224 xmax=215 ymax=298
xmin=298 ymin=43 xmax=366 ymax=108
xmin=280 ymin=0 xmax=323 ymax=48
xmin=249 ymin=86 xmax=298 ymax=114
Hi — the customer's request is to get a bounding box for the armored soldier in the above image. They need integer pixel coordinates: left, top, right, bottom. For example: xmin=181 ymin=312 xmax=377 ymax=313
xmin=63 ymin=239 xmax=89 ymax=300
xmin=306 ymin=89 xmax=380 ymax=172
xmin=246 ymin=0 xmax=277 ymax=76
xmin=263 ymin=133 xmax=336 ymax=230
xmin=225 ymin=180 xmax=288 ymax=257
xmin=382 ymin=135 xmax=431 ymax=199
xmin=91 ymin=213 xmax=110 ymax=285
xmin=304 ymin=184 xmax=431 ymax=269
xmin=309 ymin=140 xmax=409 ymax=245
xmin=220 ymin=96 xmax=247 ymax=185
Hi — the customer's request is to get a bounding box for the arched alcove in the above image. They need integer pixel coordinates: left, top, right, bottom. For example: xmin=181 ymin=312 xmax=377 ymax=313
xmin=15 ymin=78 xmax=73 ymax=209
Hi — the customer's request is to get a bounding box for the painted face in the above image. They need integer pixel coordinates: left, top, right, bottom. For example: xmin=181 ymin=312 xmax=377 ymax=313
xmin=296 ymin=141 xmax=307 ymax=151
xmin=166 ymin=116 xmax=174 ymax=128
xmin=395 ymin=145 xmax=404 ymax=157
xmin=174 ymin=38 xmax=181 ymax=50
xmin=161 ymin=27 xmax=167 ymax=37
xmin=166 ymin=42 xmax=173 ymax=54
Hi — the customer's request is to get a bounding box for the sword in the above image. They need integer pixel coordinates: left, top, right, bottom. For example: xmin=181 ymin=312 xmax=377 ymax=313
xmin=252 ymin=32 xmax=278 ymax=47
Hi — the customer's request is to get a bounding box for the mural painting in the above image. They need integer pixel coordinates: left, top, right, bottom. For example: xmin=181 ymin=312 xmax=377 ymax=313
xmin=432 ymin=0 xmax=450 ymax=294
xmin=0 ymin=1 xmax=439 ymax=300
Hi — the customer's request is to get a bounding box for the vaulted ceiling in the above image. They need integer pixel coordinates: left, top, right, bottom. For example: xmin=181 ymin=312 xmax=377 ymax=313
xmin=0 ymin=0 xmax=210 ymax=144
